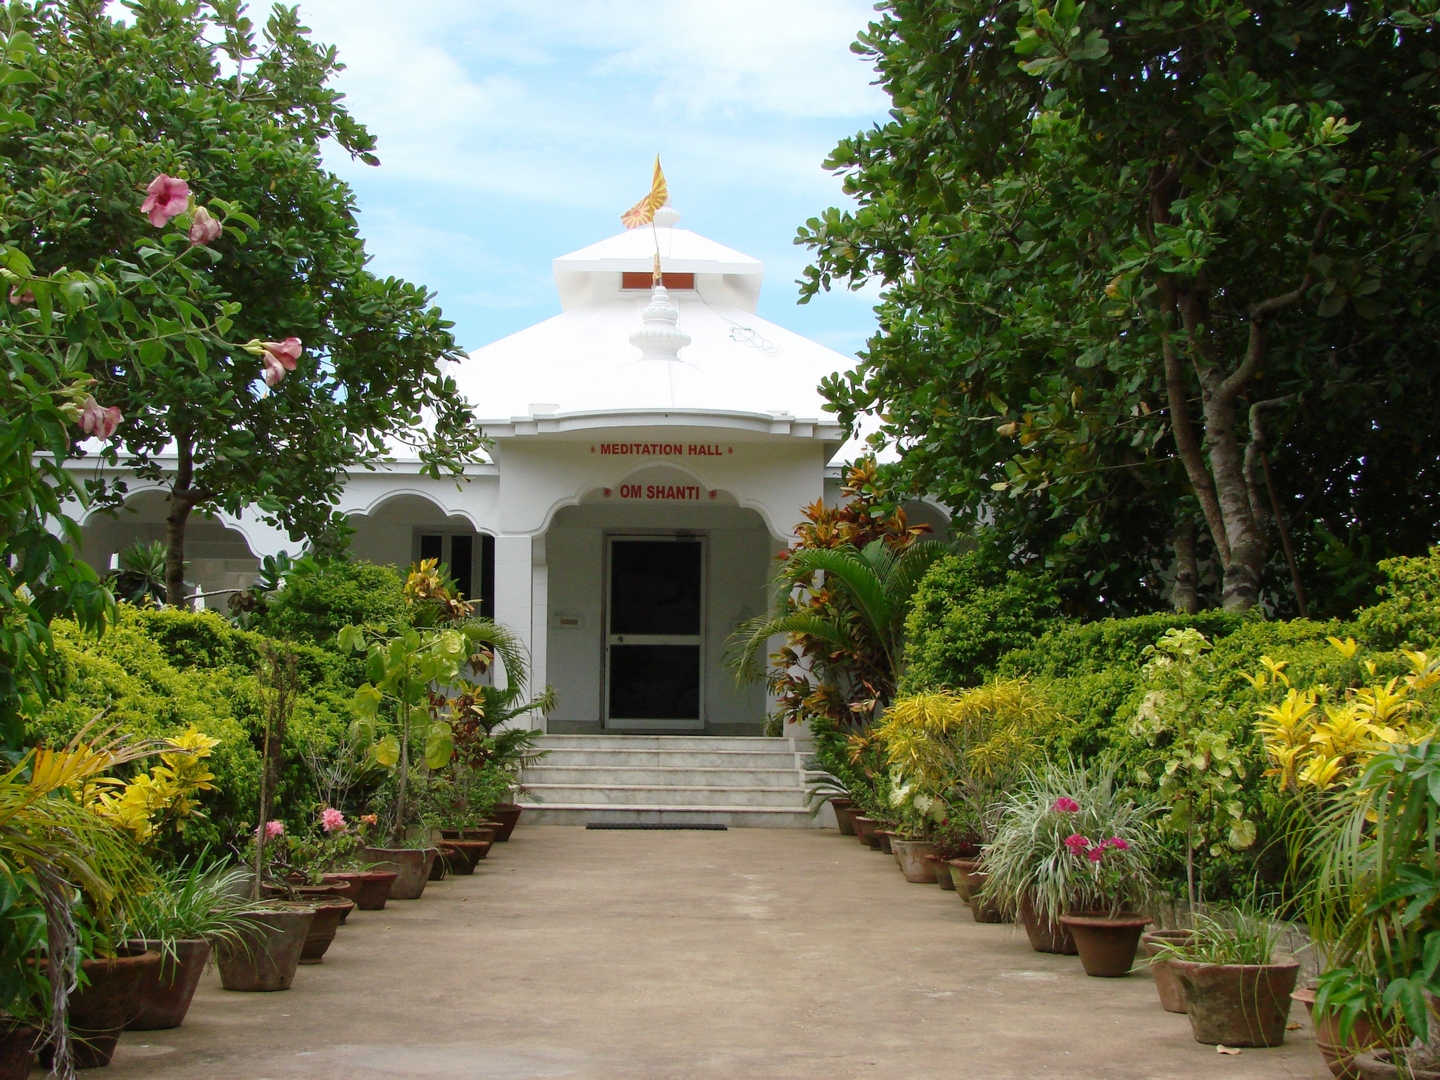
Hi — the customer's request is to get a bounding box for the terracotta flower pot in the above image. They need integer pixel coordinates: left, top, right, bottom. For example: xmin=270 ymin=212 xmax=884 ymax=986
xmin=927 ymin=853 xmax=956 ymax=890
xmin=439 ymin=839 xmax=487 ymax=874
xmin=361 ymin=847 xmax=437 ymax=900
xmin=832 ymin=800 xmax=860 ymax=836
xmin=1140 ymin=928 xmax=1194 ymax=1013
xmin=1017 ymin=894 xmax=1077 ymax=954
xmin=890 ymin=838 xmax=939 ymax=882
xmin=299 ymin=896 xmax=355 ymax=964
xmin=1293 ymin=985 xmax=1382 ymax=1080
xmin=490 ymin=803 xmax=522 ymax=841
xmin=1060 ymin=912 xmax=1150 ymax=977
xmin=441 ymin=826 xmax=497 ymax=844
xmin=1170 ymin=955 xmax=1300 ymax=1047
xmin=1351 ymin=1049 xmax=1440 ymax=1080
xmin=853 ymin=815 xmax=882 ymax=849
xmin=429 ymin=847 xmax=453 ymax=881
xmin=125 ymin=937 xmax=211 ymax=1030
xmin=322 ymin=869 xmax=397 ymax=910
xmin=947 ymin=858 xmax=1006 ymax=922
xmin=215 ymin=906 xmax=316 ymax=992
xmin=0 ymin=1023 xmax=36 ymax=1080
xmin=60 ymin=947 xmax=162 ymax=1067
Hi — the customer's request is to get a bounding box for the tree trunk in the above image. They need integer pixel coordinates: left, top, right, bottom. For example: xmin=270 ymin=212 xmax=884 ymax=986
xmin=165 ymin=432 xmax=200 ymax=608
xmin=1171 ymin=520 xmax=1200 ymax=614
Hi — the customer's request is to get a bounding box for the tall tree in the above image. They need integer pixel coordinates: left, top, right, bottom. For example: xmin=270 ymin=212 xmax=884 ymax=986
xmin=800 ymin=0 xmax=1440 ymax=612
xmin=0 ymin=0 xmax=483 ymax=604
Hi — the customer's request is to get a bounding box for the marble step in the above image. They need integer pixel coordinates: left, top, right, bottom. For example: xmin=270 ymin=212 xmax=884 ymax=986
xmin=535 ymin=748 xmax=804 ymax=769
xmin=515 ymin=804 xmax=816 ymax=828
xmin=526 ymin=765 xmax=805 ymax=787
xmin=523 ymin=783 xmax=810 ymax=808
xmin=535 ymin=734 xmax=812 ymax=751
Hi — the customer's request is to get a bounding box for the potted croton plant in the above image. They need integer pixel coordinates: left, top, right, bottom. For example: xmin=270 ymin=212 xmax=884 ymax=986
xmin=876 ymin=682 xmax=1052 ymax=913
xmin=339 ymin=559 xmax=541 ymax=889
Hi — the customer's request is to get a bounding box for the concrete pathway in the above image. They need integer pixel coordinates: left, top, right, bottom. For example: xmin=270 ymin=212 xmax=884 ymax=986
xmin=102 ymin=827 xmax=1325 ymax=1080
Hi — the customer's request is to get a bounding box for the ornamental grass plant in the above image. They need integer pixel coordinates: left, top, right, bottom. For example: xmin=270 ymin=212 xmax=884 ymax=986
xmin=979 ymin=759 xmax=1157 ymax=925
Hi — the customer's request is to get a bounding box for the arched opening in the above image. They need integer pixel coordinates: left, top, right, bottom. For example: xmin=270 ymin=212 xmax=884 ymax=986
xmin=348 ymin=493 xmax=495 ymax=618
xmin=542 ymin=484 xmax=775 ymax=735
xmin=79 ymin=491 xmax=261 ymax=606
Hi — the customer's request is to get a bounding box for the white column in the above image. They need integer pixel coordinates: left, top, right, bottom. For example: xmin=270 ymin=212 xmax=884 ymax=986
xmin=492 ymin=534 xmax=533 ymax=696
xmin=529 ymin=535 xmax=549 ymax=732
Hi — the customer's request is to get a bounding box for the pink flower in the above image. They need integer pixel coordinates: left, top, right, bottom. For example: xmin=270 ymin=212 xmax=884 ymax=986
xmin=8 ymin=286 xmax=34 ymax=305
xmin=260 ymin=337 xmax=302 ymax=387
xmin=1105 ymin=836 xmax=1130 ymax=851
xmin=263 ymin=819 xmax=285 ymax=839
xmin=140 ymin=174 xmax=190 ymax=227
xmin=320 ymin=807 xmax=347 ymax=833
xmin=78 ymin=394 xmax=122 ymax=439
xmin=1087 ymin=846 xmax=1106 ymax=862
xmin=188 ymin=205 xmax=222 ymax=245
xmin=1064 ymin=832 xmax=1092 ymax=855
xmin=1052 ymin=797 xmax=1080 ymax=813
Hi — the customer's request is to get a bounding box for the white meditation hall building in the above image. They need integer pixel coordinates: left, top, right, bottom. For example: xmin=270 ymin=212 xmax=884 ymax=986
xmin=74 ymin=205 xmax=946 ymax=737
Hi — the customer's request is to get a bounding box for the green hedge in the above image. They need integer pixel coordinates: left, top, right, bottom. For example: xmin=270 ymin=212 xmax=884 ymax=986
xmin=29 ymin=607 xmax=364 ymax=861
xmin=894 ymin=550 xmax=1440 ymax=902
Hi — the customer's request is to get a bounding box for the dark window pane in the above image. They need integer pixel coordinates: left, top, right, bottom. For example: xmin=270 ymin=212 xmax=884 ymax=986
xmin=479 ymin=534 xmax=495 ymax=620
xmin=419 ymin=534 xmax=442 ymax=563
xmin=450 ymin=534 xmax=473 ymax=601
xmin=608 ymin=645 xmax=700 ymax=720
xmin=610 ymin=540 xmax=701 ymax=635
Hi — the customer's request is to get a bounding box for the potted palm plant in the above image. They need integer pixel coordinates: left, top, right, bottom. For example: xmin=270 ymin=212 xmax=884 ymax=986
xmin=340 ymin=559 xmax=541 ymax=875
xmin=1304 ymin=736 xmax=1440 ymax=1078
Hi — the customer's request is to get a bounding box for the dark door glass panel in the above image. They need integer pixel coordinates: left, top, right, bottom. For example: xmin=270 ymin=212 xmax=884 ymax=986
xmin=609 ymin=540 xmax=701 ymax=635
xmin=608 ymin=645 xmax=700 ymax=720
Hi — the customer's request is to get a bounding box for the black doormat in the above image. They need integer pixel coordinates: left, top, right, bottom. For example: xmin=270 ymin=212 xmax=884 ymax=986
xmin=585 ymin=823 xmax=728 ymax=830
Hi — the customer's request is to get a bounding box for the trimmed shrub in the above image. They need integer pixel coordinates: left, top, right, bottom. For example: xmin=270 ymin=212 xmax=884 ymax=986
xmin=1354 ymin=546 xmax=1440 ymax=650
xmin=253 ymin=558 xmax=408 ymax=649
xmin=900 ymin=552 xmax=1062 ymax=692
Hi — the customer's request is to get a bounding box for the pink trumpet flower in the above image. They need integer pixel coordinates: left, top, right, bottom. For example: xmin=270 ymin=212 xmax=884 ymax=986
xmin=188 ymin=205 xmax=222 ymax=245
xmin=260 ymin=337 xmax=301 ymax=387
xmin=77 ymin=394 xmax=122 ymax=439
xmin=263 ymin=820 xmax=285 ymax=839
xmin=140 ymin=174 xmax=191 ymax=227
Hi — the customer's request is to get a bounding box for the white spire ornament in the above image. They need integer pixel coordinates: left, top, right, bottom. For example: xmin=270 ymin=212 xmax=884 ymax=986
xmin=629 ymin=283 xmax=691 ymax=362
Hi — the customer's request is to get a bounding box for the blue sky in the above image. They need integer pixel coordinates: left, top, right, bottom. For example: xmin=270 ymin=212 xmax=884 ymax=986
xmin=287 ymin=0 xmax=892 ymax=359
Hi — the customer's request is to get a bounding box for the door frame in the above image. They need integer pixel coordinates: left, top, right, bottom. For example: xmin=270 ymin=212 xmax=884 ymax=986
xmin=601 ymin=532 xmax=706 ymax=731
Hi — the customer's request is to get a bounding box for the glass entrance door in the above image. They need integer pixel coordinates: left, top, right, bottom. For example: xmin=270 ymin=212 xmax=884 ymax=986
xmin=604 ymin=537 xmax=703 ymax=730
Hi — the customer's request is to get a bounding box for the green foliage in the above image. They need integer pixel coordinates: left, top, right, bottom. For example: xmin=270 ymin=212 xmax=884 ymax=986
xmin=25 ymin=607 xmax=358 ymax=860
xmin=900 ymin=549 xmax=1061 ymax=693
xmin=726 ymin=460 xmax=947 ymax=730
xmin=800 ymin=0 xmax=1440 ymax=613
xmin=252 ymin=558 xmax=409 ymax=648
xmin=1 ymin=0 xmax=484 ymax=604
xmin=1355 ymin=547 xmax=1440 ymax=651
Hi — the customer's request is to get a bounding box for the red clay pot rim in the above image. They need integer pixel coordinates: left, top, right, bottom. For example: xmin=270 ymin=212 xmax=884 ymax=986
xmin=1059 ymin=912 xmax=1151 ymax=928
